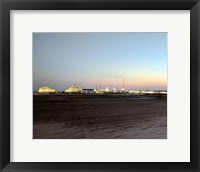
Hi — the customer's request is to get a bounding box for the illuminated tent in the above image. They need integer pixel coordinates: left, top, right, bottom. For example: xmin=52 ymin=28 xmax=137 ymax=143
xmin=38 ymin=86 xmax=56 ymax=94
xmin=64 ymin=84 xmax=83 ymax=93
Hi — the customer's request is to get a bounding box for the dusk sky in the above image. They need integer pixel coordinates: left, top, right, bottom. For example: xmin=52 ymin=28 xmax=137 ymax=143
xmin=33 ymin=32 xmax=167 ymax=91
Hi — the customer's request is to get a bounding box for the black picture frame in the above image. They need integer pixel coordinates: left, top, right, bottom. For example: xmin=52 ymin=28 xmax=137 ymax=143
xmin=0 ymin=0 xmax=200 ymax=171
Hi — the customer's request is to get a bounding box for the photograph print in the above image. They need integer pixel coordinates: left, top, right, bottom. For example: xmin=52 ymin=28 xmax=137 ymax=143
xmin=33 ymin=32 xmax=167 ymax=139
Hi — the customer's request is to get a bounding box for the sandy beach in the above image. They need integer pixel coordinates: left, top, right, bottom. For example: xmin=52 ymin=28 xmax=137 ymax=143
xmin=33 ymin=94 xmax=167 ymax=139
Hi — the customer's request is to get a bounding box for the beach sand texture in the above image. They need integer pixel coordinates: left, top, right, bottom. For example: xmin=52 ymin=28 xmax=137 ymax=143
xmin=33 ymin=94 xmax=167 ymax=139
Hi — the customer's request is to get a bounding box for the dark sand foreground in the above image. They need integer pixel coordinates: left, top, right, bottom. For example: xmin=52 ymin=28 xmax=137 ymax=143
xmin=33 ymin=94 xmax=167 ymax=139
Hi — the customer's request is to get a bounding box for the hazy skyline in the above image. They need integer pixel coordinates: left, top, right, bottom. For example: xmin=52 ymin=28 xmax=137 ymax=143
xmin=33 ymin=32 xmax=167 ymax=91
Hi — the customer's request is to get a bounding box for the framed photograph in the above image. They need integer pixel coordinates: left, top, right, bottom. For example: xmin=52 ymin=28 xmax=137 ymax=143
xmin=32 ymin=32 xmax=168 ymax=139
xmin=0 ymin=0 xmax=200 ymax=171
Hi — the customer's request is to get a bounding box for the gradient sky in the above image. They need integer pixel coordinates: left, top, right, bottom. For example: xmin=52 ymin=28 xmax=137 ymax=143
xmin=33 ymin=32 xmax=167 ymax=91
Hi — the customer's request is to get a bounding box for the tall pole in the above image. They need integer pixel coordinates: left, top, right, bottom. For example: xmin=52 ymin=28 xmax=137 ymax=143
xmin=114 ymin=77 xmax=117 ymax=91
xmin=123 ymin=78 xmax=125 ymax=89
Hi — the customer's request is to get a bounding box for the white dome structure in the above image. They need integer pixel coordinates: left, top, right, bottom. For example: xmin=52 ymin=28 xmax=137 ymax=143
xmin=64 ymin=84 xmax=83 ymax=93
xmin=38 ymin=86 xmax=56 ymax=94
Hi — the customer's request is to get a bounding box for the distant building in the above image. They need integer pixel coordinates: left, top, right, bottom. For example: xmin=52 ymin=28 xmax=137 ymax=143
xmin=128 ymin=90 xmax=142 ymax=94
xmin=82 ymin=89 xmax=95 ymax=94
xmin=38 ymin=86 xmax=56 ymax=94
xmin=95 ymin=88 xmax=109 ymax=94
xmin=141 ymin=90 xmax=154 ymax=94
xmin=128 ymin=90 xmax=167 ymax=95
xmin=105 ymin=87 xmax=110 ymax=92
xmin=64 ymin=84 xmax=83 ymax=93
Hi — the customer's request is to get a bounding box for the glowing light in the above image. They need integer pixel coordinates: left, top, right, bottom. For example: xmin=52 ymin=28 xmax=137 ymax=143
xmin=64 ymin=84 xmax=83 ymax=93
xmin=38 ymin=86 xmax=56 ymax=93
